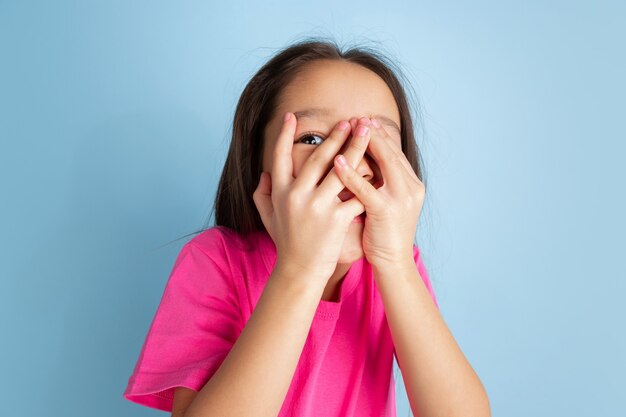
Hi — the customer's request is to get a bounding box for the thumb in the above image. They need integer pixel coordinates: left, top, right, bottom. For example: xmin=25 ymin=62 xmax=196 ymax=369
xmin=252 ymin=171 xmax=273 ymax=226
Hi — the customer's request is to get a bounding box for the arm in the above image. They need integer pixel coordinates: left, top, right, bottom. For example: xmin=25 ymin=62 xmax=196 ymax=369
xmin=373 ymin=259 xmax=491 ymax=417
xmin=182 ymin=262 xmax=325 ymax=417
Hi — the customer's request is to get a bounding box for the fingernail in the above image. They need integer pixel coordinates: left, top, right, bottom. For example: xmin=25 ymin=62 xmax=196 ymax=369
xmin=371 ymin=118 xmax=381 ymax=128
xmin=337 ymin=120 xmax=349 ymax=130
xmin=336 ymin=154 xmax=348 ymax=167
xmin=356 ymin=125 xmax=369 ymax=137
xmin=283 ymin=112 xmax=291 ymax=123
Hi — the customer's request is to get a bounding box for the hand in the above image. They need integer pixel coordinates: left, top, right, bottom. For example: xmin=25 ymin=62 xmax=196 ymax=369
xmin=252 ymin=112 xmax=372 ymax=285
xmin=334 ymin=117 xmax=426 ymax=270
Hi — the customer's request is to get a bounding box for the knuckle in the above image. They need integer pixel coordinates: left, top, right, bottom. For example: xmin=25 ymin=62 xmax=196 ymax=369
xmin=285 ymin=189 xmax=301 ymax=207
xmin=349 ymin=137 xmax=366 ymax=152
xmin=361 ymin=135 xmax=371 ymax=149
xmin=310 ymin=198 xmax=325 ymax=216
xmin=303 ymin=196 xmax=325 ymax=219
xmin=331 ymin=209 xmax=345 ymax=224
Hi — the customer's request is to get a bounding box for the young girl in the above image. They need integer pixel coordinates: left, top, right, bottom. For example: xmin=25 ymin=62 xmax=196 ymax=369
xmin=123 ymin=39 xmax=490 ymax=417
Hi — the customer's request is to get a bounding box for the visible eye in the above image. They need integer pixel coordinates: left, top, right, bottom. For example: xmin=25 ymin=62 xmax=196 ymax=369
xmin=296 ymin=131 xmax=325 ymax=145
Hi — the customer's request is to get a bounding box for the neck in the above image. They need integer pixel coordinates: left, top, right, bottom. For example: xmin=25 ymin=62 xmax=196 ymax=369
xmin=320 ymin=262 xmax=352 ymax=302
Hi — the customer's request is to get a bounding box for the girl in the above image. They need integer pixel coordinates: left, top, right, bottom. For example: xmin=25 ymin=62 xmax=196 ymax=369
xmin=123 ymin=38 xmax=490 ymax=417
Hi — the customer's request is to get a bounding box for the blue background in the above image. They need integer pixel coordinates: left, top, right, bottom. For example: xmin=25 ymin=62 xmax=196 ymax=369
xmin=1 ymin=1 xmax=624 ymax=416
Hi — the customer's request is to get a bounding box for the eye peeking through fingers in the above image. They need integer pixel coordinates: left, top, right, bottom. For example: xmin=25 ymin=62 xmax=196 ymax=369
xmin=296 ymin=131 xmax=325 ymax=145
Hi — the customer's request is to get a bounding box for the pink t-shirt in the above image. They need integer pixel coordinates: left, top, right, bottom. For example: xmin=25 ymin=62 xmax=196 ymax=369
xmin=123 ymin=225 xmax=438 ymax=416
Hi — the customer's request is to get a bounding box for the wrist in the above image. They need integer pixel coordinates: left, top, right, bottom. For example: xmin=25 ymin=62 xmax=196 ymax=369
xmin=371 ymin=255 xmax=415 ymax=278
xmin=272 ymin=259 xmax=329 ymax=291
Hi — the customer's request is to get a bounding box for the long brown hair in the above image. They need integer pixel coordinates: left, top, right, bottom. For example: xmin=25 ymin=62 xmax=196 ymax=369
xmin=173 ymin=37 xmax=428 ymax=243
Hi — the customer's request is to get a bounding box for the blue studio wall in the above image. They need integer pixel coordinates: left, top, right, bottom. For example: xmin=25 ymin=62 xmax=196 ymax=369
xmin=1 ymin=1 xmax=624 ymax=416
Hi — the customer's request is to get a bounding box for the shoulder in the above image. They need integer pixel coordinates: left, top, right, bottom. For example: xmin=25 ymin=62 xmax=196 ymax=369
xmin=187 ymin=225 xmax=231 ymax=254
xmin=187 ymin=226 xmax=248 ymax=253
xmin=185 ymin=226 xmax=265 ymax=265
xmin=166 ymin=227 xmax=247 ymax=300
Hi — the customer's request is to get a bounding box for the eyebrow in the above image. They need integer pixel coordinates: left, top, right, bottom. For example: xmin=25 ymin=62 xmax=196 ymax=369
xmin=293 ymin=107 xmax=401 ymax=134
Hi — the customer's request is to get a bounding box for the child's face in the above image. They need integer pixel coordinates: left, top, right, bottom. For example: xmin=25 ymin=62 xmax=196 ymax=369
xmin=261 ymin=59 xmax=403 ymax=264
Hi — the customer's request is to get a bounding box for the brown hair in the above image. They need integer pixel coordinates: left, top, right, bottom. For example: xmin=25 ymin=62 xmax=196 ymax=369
xmin=174 ymin=37 xmax=428 ymax=243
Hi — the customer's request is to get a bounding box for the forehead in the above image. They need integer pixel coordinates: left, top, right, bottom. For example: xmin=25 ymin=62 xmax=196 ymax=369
xmin=270 ymin=60 xmax=401 ymax=133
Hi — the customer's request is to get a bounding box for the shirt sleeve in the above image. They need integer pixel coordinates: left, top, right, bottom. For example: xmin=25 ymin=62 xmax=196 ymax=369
xmin=123 ymin=238 xmax=243 ymax=412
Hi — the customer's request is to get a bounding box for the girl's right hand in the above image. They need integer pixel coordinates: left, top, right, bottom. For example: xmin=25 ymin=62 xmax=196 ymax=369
xmin=252 ymin=113 xmax=373 ymax=286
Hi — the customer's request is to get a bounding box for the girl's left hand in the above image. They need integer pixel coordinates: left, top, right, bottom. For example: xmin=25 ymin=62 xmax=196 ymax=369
xmin=333 ymin=117 xmax=426 ymax=270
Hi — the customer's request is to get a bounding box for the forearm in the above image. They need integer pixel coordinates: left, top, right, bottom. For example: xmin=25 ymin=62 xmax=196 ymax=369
xmin=185 ymin=263 xmax=324 ymax=417
xmin=373 ymin=260 xmax=490 ymax=417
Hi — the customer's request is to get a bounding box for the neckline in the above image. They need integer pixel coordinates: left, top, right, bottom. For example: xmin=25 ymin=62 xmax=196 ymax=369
xmin=254 ymin=230 xmax=364 ymax=320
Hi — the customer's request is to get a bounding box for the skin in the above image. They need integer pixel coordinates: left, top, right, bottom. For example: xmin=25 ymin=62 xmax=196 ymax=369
xmin=172 ymin=59 xmax=490 ymax=417
xmin=261 ymin=59 xmax=402 ymax=301
xmin=258 ymin=59 xmax=491 ymax=415
xmin=330 ymin=108 xmax=492 ymax=416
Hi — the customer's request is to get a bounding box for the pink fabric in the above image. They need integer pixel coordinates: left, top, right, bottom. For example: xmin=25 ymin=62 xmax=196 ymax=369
xmin=123 ymin=225 xmax=438 ymax=415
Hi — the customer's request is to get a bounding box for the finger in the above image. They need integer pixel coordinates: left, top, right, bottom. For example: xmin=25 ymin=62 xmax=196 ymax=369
xmin=252 ymin=171 xmax=274 ymax=233
xmin=333 ymin=151 xmax=384 ymax=211
xmin=316 ymin=118 xmax=372 ymax=201
xmin=338 ymin=193 xmax=366 ymax=220
xmin=271 ymin=112 xmax=297 ymax=190
xmin=370 ymin=118 xmax=419 ymax=182
xmin=294 ymin=119 xmax=352 ymax=190
xmin=349 ymin=117 xmax=359 ymax=133
xmin=363 ymin=119 xmax=414 ymax=192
